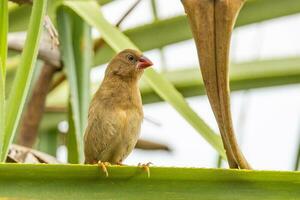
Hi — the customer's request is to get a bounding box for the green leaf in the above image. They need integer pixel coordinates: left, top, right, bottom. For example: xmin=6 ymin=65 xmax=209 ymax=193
xmin=0 ymin=60 xmax=4 ymax=160
xmin=63 ymin=1 xmax=135 ymax=52
xmin=62 ymin=0 xmax=226 ymax=159
xmin=0 ymin=0 xmax=8 ymax=76
xmin=1 ymin=163 xmax=300 ymax=199
xmin=57 ymin=7 xmax=92 ymax=163
xmin=0 ymin=0 xmax=8 ymax=160
xmin=294 ymin=124 xmax=300 ymax=170
xmin=1 ymin=0 xmax=48 ymax=162
xmin=57 ymin=8 xmax=82 ymax=163
xmin=72 ymin=12 xmax=91 ymax=134
xmin=67 ymin=101 xmax=80 ymax=163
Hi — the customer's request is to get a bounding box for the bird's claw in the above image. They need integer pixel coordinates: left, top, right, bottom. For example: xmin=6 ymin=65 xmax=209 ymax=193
xmin=138 ymin=162 xmax=153 ymax=178
xmin=98 ymin=161 xmax=111 ymax=177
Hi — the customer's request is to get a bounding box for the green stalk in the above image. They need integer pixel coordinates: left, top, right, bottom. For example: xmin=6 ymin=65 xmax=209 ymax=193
xmin=0 ymin=60 xmax=4 ymax=160
xmin=1 ymin=0 xmax=47 ymax=162
xmin=0 ymin=0 xmax=8 ymax=160
xmin=294 ymin=120 xmax=300 ymax=171
xmin=0 ymin=0 xmax=8 ymax=76
xmin=150 ymin=0 xmax=158 ymax=21
xmin=57 ymin=8 xmax=82 ymax=163
xmin=67 ymin=100 xmax=80 ymax=163
xmin=72 ymin=12 xmax=91 ymax=137
xmin=150 ymin=0 xmax=166 ymax=71
xmin=57 ymin=7 xmax=92 ymax=163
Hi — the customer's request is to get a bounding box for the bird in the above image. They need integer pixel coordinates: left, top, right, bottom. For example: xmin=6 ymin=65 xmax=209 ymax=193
xmin=84 ymin=49 xmax=153 ymax=175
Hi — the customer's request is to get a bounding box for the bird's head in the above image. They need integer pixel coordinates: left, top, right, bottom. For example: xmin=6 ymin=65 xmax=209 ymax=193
xmin=105 ymin=49 xmax=153 ymax=80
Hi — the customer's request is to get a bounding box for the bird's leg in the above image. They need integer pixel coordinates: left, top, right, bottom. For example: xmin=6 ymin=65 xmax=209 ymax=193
xmin=138 ymin=162 xmax=153 ymax=178
xmin=97 ymin=161 xmax=111 ymax=177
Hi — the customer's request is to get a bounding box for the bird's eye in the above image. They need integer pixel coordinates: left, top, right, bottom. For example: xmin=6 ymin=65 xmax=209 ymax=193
xmin=127 ymin=54 xmax=135 ymax=63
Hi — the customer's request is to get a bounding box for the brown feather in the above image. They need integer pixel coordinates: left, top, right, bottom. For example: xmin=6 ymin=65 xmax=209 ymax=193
xmin=84 ymin=49 xmax=151 ymax=164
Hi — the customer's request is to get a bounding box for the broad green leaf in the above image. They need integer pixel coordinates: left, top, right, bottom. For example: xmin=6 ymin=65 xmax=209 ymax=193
xmin=0 ymin=0 xmax=8 ymax=159
xmin=63 ymin=1 xmax=226 ymax=159
xmin=1 ymin=0 xmax=47 ymax=161
xmin=1 ymin=163 xmax=300 ymax=199
xmin=57 ymin=7 xmax=92 ymax=163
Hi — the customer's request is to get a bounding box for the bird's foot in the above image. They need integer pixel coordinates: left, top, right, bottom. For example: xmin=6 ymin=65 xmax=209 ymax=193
xmin=138 ymin=162 xmax=153 ymax=178
xmin=98 ymin=161 xmax=111 ymax=177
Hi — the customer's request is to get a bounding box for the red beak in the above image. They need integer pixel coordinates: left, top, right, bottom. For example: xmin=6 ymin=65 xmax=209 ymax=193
xmin=137 ymin=55 xmax=153 ymax=69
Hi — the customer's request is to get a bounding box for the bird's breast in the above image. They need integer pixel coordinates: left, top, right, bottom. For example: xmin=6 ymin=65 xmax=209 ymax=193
xmin=118 ymin=107 xmax=143 ymax=134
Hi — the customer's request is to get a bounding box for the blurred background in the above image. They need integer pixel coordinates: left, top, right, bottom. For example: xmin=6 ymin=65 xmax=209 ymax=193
xmin=7 ymin=0 xmax=300 ymax=170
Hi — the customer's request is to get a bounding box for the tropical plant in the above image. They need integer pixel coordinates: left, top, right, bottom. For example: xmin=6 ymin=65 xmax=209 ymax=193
xmin=1 ymin=0 xmax=300 ymax=199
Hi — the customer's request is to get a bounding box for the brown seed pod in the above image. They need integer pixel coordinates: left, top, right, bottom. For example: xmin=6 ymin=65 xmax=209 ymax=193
xmin=182 ymin=0 xmax=251 ymax=169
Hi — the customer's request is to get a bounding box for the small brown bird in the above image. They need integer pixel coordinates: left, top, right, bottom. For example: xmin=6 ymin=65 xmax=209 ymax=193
xmin=84 ymin=49 xmax=153 ymax=168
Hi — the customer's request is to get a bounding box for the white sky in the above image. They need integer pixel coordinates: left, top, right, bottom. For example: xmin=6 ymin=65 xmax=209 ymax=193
xmin=61 ymin=0 xmax=300 ymax=170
